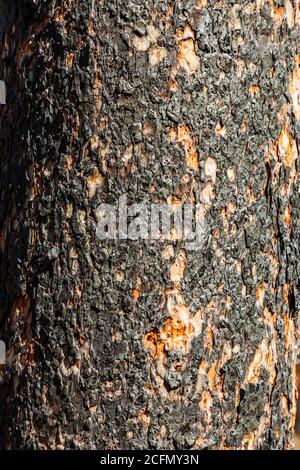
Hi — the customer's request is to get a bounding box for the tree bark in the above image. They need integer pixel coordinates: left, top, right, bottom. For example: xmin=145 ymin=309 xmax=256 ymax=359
xmin=0 ymin=0 xmax=300 ymax=450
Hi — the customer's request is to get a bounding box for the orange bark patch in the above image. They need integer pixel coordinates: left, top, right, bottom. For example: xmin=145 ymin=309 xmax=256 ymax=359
xmin=137 ymin=408 xmax=151 ymax=427
xmin=215 ymin=121 xmax=226 ymax=137
xmin=144 ymin=250 xmax=204 ymax=384
xmin=132 ymin=289 xmax=140 ymax=300
xmin=199 ymin=389 xmax=213 ymax=423
xmin=245 ymin=338 xmax=277 ymax=385
xmin=144 ymin=318 xmax=193 ymax=359
xmin=278 ymin=126 xmax=297 ymax=168
xmin=200 ymin=183 xmax=215 ymax=205
xmin=175 ymin=25 xmax=200 ymax=75
xmin=283 ymin=204 xmax=292 ymax=228
xmin=265 ymin=124 xmax=298 ymax=198
xmin=162 ymin=244 xmax=175 ymax=260
xmin=177 ymin=40 xmax=200 ymax=74
xmin=133 ymin=35 xmax=150 ymax=52
xmin=249 ymin=84 xmax=260 ymax=96
xmin=207 ymin=361 xmax=217 ymax=389
xmin=144 ymin=330 xmax=165 ymax=359
xmin=256 ymin=284 xmax=265 ymax=308
xmin=87 ymin=168 xmax=104 ymax=198
xmin=283 ymin=314 xmax=294 ymax=351
xmin=274 ymin=6 xmax=285 ymax=23
xmin=66 ymin=154 xmax=75 ymax=170
xmin=169 ymin=249 xmax=187 ymax=283
xmin=169 ymin=124 xmax=199 ymax=171
xmin=285 ymin=0 xmax=296 ymax=28
xmin=257 ymin=0 xmax=290 ymax=25
xmin=289 ymin=56 xmax=300 ymax=123
xmin=132 ymin=22 xmax=161 ymax=58
xmin=235 ymin=59 xmax=245 ymax=79
xmin=258 ymin=0 xmax=300 ymax=28
xmin=11 ymin=296 xmax=31 ymax=323
xmin=168 ymin=80 xmax=179 ymax=92
xmin=122 ymin=145 xmax=133 ymax=164
xmin=132 ymin=277 xmax=142 ymax=301
xmin=205 ymin=326 xmax=214 ymax=352
xmin=195 ymin=0 xmax=208 ymax=7
xmin=163 ymin=318 xmax=191 ymax=350
xmin=204 ymin=157 xmax=217 ymax=184
xmin=66 ymin=52 xmax=75 ymax=69
xmin=149 ymin=46 xmax=168 ymax=67
xmin=227 ymin=166 xmax=236 ymax=182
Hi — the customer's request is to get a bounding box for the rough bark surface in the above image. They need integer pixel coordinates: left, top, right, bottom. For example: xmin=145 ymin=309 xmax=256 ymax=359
xmin=0 ymin=0 xmax=300 ymax=450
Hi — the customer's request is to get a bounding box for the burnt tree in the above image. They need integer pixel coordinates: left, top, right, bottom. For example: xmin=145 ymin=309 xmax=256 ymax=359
xmin=0 ymin=0 xmax=300 ymax=450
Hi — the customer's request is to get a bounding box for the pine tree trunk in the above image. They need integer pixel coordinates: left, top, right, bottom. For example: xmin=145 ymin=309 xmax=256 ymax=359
xmin=0 ymin=0 xmax=300 ymax=450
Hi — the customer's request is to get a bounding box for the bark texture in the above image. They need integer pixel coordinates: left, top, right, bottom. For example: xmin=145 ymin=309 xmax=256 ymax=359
xmin=0 ymin=0 xmax=300 ymax=450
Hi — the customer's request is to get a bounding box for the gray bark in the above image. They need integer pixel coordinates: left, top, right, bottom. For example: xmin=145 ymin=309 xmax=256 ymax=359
xmin=0 ymin=0 xmax=300 ymax=450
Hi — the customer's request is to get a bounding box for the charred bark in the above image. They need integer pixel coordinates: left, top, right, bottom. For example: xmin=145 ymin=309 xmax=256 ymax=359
xmin=0 ymin=0 xmax=300 ymax=450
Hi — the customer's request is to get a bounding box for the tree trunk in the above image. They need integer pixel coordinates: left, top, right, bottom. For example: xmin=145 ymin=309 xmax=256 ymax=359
xmin=0 ymin=0 xmax=300 ymax=450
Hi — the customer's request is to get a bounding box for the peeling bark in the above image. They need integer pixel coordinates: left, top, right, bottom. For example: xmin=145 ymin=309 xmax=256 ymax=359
xmin=0 ymin=0 xmax=300 ymax=450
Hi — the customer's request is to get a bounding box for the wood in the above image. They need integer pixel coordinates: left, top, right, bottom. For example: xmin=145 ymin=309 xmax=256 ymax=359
xmin=0 ymin=0 xmax=299 ymax=450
